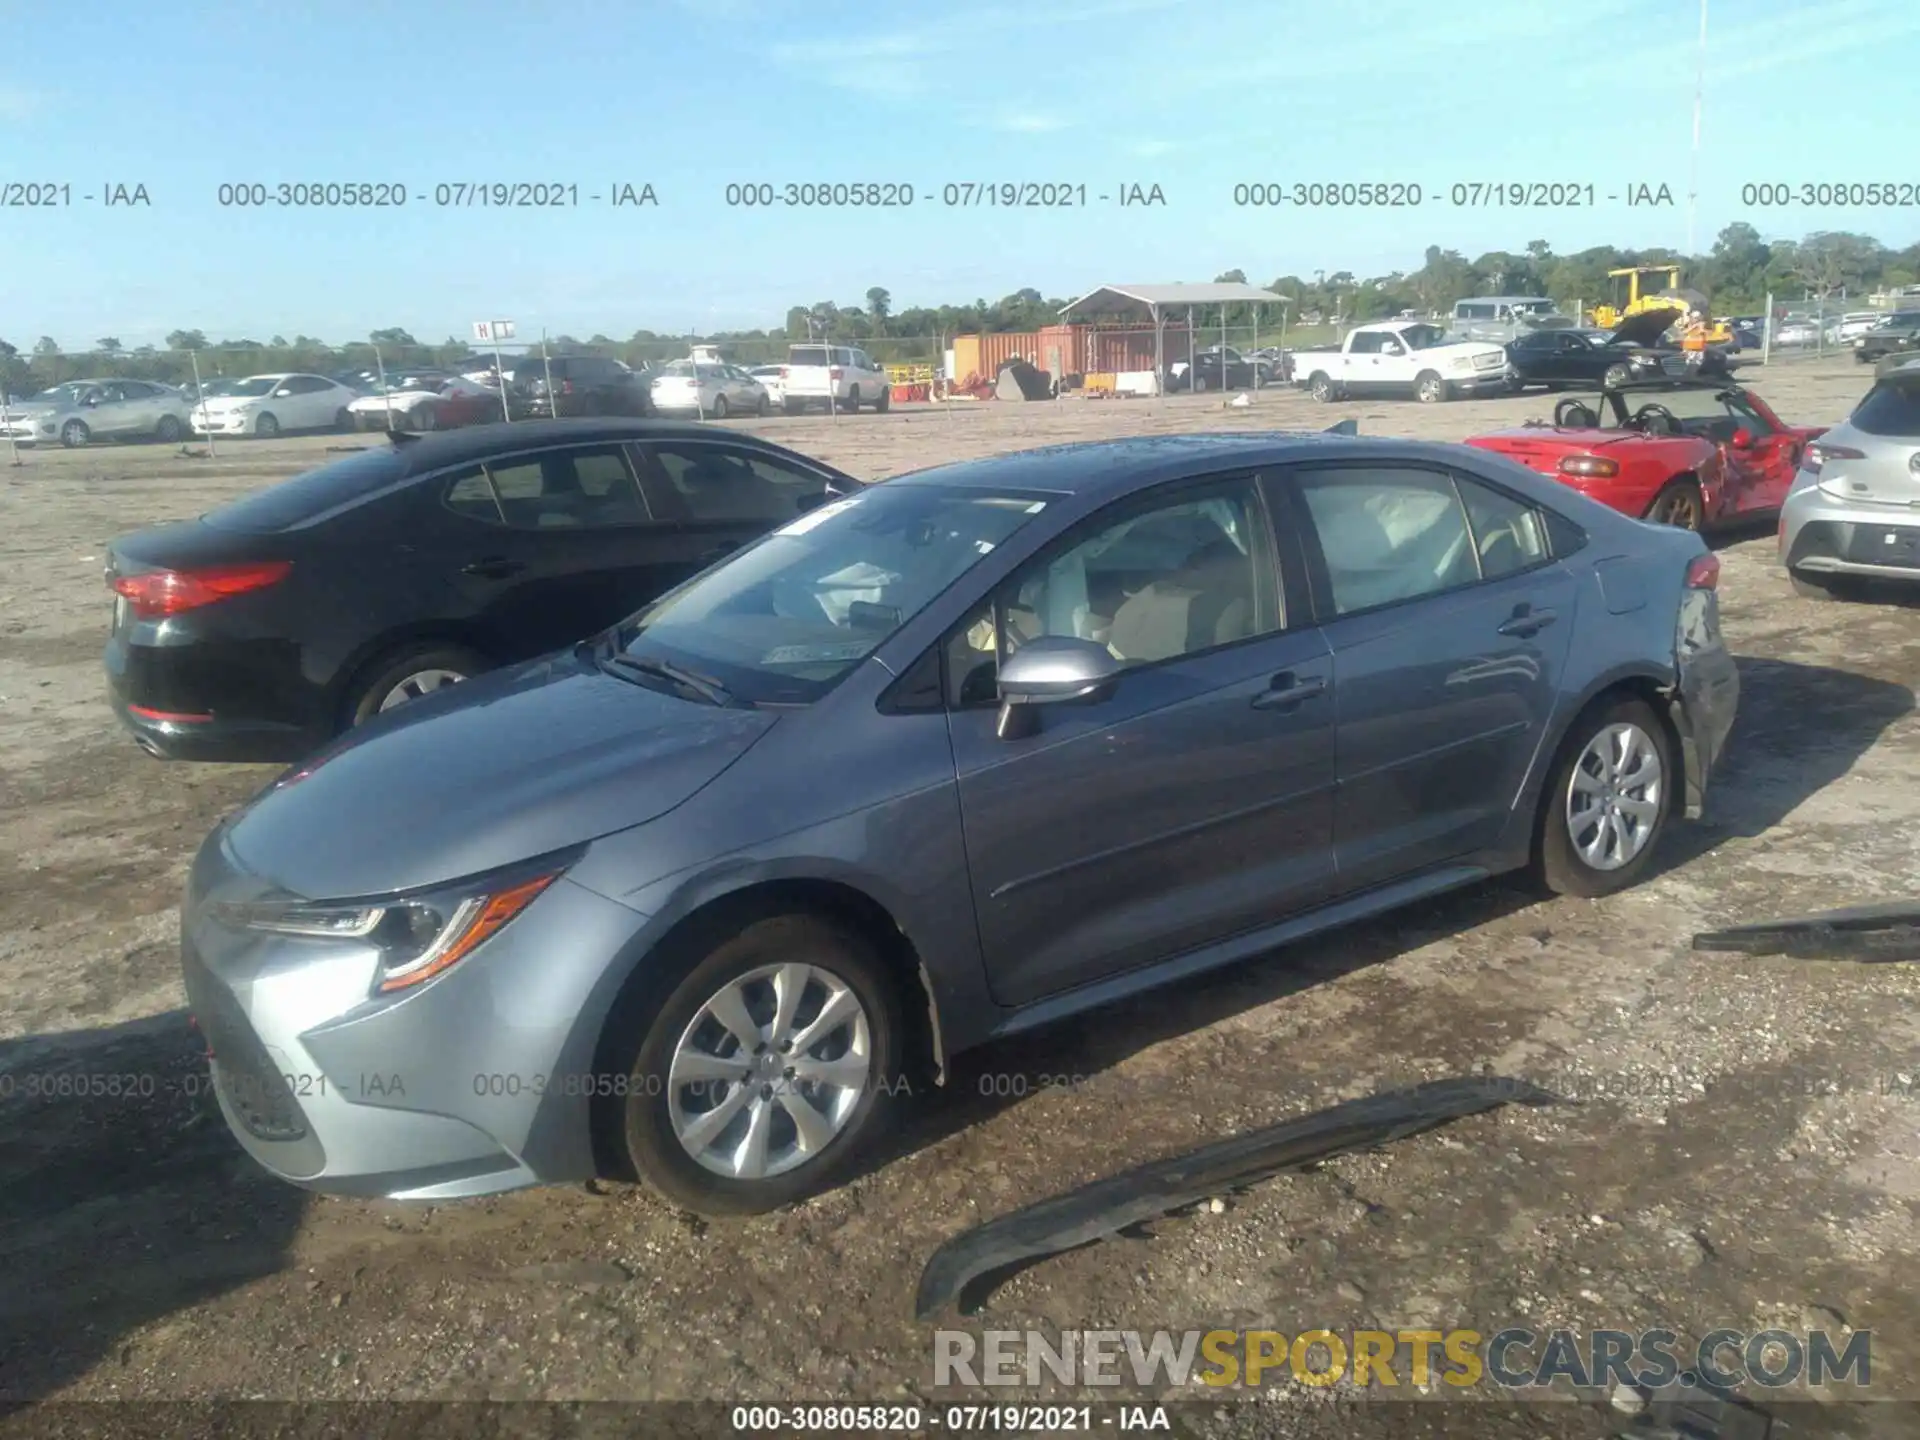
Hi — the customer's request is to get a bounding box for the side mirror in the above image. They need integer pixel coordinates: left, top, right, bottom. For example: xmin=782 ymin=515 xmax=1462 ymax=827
xmin=995 ymin=636 xmax=1121 ymax=739
xmin=1730 ymin=427 xmax=1755 ymax=448
xmin=273 ymin=387 xmax=292 ymax=397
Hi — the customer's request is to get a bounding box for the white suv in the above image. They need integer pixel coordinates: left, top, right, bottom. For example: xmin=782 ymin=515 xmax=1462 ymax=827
xmin=782 ymin=344 xmax=889 ymax=414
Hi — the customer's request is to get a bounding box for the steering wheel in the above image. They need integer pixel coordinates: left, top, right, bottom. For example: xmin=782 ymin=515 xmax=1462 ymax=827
xmin=1630 ymin=402 xmax=1682 ymax=435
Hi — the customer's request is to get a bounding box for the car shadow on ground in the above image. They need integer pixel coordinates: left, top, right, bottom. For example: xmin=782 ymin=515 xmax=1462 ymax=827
xmin=0 ymin=1011 xmax=308 ymax=1401
xmin=853 ymin=653 xmax=1913 ymax=1194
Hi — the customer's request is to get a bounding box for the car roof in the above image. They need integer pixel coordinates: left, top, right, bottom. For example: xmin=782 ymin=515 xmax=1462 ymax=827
xmin=365 ymin=418 xmax=856 ymax=478
xmin=885 ymin=432 xmax=1403 ymax=501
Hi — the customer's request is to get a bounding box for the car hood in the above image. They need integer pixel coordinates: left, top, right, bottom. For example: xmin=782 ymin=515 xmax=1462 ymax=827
xmin=220 ymin=649 xmax=780 ymax=899
xmin=1607 ymin=308 xmax=1686 ymax=347
xmin=195 ymin=394 xmax=262 ymax=409
xmin=5 ymin=404 xmax=62 ymax=421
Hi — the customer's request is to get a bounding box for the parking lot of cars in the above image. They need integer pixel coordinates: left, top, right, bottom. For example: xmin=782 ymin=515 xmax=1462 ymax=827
xmin=3 ymin=356 xmax=1920 ymax=1410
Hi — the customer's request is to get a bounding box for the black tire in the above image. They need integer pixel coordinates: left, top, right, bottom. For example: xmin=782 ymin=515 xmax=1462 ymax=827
xmin=1602 ymin=363 xmax=1631 ymax=388
xmin=1534 ymin=695 xmax=1675 ymax=899
xmin=1644 ymin=477 xmax=1705 ymax=531
xmin=155 ymin=414 xmax=183 ymax=443
xmin=1309 ymin=372 xmax=1336 ymax=403
xmin=842 ymin=386 xmax=861 ymax=412
xmin=756 ymin=393 xmax=770 ymax=416
xmin=254 ymin=411 xmax=280 ymax=438
xmin=611 ymin=913 xmax=905 ymax=1216
xmin=1414 ymin=370 xmax=1448 ymax=404
xmin=345 ymin=642 xmax=489 ymax=728
xmin=874 ymin=387 xmax=890 ymax=413
xmin=333 ymin=407 xmax=353 ymax=432
xmin=711 ymin=394 xmax=728 ymax=419
xmin=60 ymin=419 xmax=90 ymax=448
xmin=412 ymin=405 xmax=437 ymax=432
xmin=783 ymin=398 xmax=803 ymax=416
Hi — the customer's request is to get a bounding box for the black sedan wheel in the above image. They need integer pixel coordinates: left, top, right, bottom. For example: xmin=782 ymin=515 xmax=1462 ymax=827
xmin=347 ymin=643 xmax=489 ymax=727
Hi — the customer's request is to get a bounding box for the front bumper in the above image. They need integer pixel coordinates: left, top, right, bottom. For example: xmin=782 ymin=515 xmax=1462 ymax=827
xmin=192 ymin=411 xmax=254 ymax=433
xmin=181 ymin=840 xmax=651 ymax=1200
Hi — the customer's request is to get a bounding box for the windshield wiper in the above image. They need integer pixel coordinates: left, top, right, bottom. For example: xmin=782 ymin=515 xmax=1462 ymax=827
xmin=598 ymin=651 xmax=734 ymax=707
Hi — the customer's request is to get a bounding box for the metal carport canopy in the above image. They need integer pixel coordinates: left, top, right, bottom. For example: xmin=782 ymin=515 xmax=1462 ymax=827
xmin=1059 ymin=282 xmax=1285 ymax=320
xmin=1060 ymin=284 xmax=1288 ymax=395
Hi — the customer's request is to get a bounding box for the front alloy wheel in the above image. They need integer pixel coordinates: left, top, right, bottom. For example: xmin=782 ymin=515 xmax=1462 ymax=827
xmin=667 ymin=962 xmax=872 ymax=1181
xmin=613 ymin=913 xmax=903 ymax=1215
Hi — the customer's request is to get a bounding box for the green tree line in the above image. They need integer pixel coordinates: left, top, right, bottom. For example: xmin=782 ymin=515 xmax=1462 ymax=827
xmin=4 ymin=225 xmax=1915 ymax=397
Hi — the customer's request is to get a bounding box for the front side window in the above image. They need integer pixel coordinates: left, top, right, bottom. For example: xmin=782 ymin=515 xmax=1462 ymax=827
xmin=942 ymin=477 xmax=1277 ymax=705
xmin=1296 ymin=467 xmax=1480 ymax=616
xmin=608 ymin=484 xmax=1048 ymax=705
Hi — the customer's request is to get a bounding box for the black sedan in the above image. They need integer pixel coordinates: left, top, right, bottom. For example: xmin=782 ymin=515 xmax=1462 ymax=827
xmin=1168 ymin=351 xmax=1257 ymax=392
xmin=1505 ymin=315 xmax=1683 ymax=391
xmin=104 ymin=420 xmax=863 ymax=762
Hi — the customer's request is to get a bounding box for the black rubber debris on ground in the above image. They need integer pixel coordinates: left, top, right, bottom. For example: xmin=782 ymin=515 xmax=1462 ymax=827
xmin=1692 ymin=899 xmax=1920 ymax=962
xmin=912 ymin=1075 xmax=1565 ymax=1320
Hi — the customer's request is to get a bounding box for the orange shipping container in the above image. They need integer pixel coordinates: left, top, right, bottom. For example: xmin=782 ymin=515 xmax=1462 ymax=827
xmin=951 ymin=332 xmax=1044 ymax=382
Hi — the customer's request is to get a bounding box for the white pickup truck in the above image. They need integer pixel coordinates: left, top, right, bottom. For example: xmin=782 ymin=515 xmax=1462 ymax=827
xmin=1291 ymin=321 xmax=1511 ymax=403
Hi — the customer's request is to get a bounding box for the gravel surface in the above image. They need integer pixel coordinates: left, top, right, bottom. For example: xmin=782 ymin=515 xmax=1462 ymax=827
xmin=1 ymin=357 xmax=1916 ymax=1430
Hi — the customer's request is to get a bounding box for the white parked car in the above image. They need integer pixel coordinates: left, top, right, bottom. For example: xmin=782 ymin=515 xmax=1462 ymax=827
xmin=191 ymin=373 xmax=359 ymax=437
xmin=782 ymin=343 xmax=889 ymax=413
xmin=650 ymin=361 xmax=771 ymax=418
xmin=749 ymin=364 xmax=786 ymax=406
xmin=1773 ymin=320 xmax=1820 ymax=346
xmin=1834 ymin=312 xmax=1885 ymax=343
xmin=346 ymin=375 xmax=502 ymax=432
xmin=1 ymin=378 xmax=193 ymax=447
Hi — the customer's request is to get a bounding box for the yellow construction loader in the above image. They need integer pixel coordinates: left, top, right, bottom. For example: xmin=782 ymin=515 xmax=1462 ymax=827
xmin=1590 ymin=266 xmax=1731 ymax=343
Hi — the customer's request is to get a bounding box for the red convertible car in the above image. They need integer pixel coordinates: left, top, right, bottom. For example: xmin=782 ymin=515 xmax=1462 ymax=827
xmin=1464 ymin=378 xmax=1825 ymax=530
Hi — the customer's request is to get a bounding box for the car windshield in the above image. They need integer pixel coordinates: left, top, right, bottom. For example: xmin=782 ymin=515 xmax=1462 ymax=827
xmin=228 ymin=378 xmax=280 ymax=397
xmin=1401 ymin=325 xmax=1450 ymax=350
xmin=201 ymin=446 xmax=411 ymax=532
xmin=607 ymin=483 xmax=1048 ymax=706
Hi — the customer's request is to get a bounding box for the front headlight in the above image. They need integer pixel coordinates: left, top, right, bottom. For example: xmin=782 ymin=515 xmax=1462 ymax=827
xmin=211 ymin=862 xmax=567 ymax=994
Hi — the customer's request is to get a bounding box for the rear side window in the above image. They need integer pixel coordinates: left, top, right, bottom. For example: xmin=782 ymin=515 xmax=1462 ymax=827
xmin=484 ymin=446 xmax=648 ymax=529
xmin=444 ymin=468 xmax=502 ymax=523
xmin=1295 ymin=467 xmax=1478 ymax=616
xmin=789 ymin=346 xmax=829 ymax=367
xmin=649 ymin=443 xmax=825 ymax=523
xmin=1851 ymin=379 xmax=1920 ymax=437
xmin=203 ymin=448 xmax=410 ymax=532
xmin=1455 ymin=474 xmax=1550 ymax=580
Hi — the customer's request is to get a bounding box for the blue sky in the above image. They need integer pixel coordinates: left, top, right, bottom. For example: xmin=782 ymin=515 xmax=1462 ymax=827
xmin=1 ymin=0 xmax=1915 ymax=347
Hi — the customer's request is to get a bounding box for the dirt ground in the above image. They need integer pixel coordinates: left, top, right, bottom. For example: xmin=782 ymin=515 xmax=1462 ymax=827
xmin=2 ymin=356 xmax=1918 ymax=1435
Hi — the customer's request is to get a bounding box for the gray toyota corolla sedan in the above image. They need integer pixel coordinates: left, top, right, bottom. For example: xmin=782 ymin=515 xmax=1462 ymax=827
xmin=183 ymin=432 xmax=1738 ymax=1215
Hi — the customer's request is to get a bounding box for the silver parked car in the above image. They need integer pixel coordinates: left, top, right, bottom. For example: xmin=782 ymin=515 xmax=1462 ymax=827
xmin=1 ymin=378 xmax=193 ymax=447
xmin=1779 ymin=368 xmax=1920 ymax=599
xmin=651 ymin=360 xmax=770 ymax=418
xmin=181 ymin=432 xmax=1737 ymax=1215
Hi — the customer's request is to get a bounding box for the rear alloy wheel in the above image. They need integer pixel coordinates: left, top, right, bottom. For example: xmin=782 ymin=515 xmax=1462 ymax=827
xmin=711 ymin=394 xmax=728 ymax=419
xmin=60 ymin=419 xmax=91 ymax=447
xmin=1603 ymin=363 xmax=1631 ymax=388
xmin=155 ymin=414 xmax=184 ymax=443
xmin=842 ymin=387 xmax=861 ymax=412
xmin=614 ymin=914 xmax=904 ymax=1216
xmin=347 ymin=643 xmax=489 ymax=727
xmin=1644 ymin=478 xmax=1705 ymax=531
xmin=756 ymin=393 xmax=770 ymax=416
xmin=1309 ymin=373 xmax=1337 ymax=403
xmin=253 ymin=411 xmax=281 ymax=438
xmin=1415 ymin=370 xmax=1449 ymax=403
xmin=1535 ymin=697 xmax=1674 ymax=898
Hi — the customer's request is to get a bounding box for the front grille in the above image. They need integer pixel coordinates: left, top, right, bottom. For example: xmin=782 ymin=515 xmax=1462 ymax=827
xmin=182 ymin=943 xmax=310 ymax=1142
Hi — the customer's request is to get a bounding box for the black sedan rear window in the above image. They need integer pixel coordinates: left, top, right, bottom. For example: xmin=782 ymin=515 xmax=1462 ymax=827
xmin=202 ymin=447 xmax=411 ymax=532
